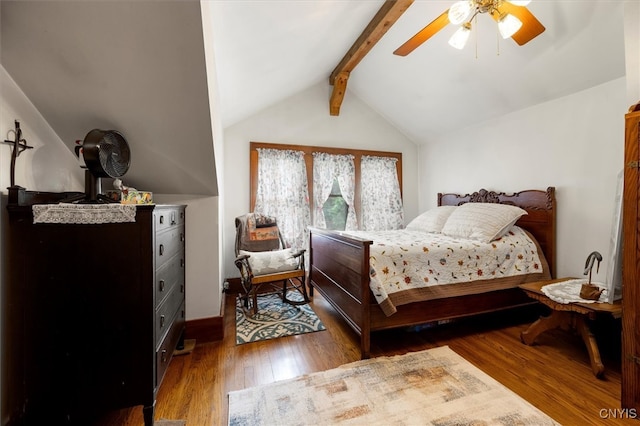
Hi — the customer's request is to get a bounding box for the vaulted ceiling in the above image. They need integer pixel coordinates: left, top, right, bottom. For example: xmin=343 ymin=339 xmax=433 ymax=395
xmin=210 ymin=0 xmax=626 ymax=143
xmin=1 ymin=0 xmax=217 ymax=195
xmin=0 ymin=1 xmax=628 ymax=196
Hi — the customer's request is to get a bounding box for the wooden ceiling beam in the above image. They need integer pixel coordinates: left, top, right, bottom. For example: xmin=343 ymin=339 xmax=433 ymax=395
xmin=329 ymin=0 xmax=413 ymax=116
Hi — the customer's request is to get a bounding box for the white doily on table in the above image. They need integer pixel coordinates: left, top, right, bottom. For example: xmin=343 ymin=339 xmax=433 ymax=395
xmin=541 ymin=279 xmax=608 ymax=304
xmin=33 ymin=203 xmax=137 ymax=224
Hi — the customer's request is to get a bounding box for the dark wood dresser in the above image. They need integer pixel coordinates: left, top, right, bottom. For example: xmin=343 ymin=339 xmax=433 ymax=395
xmin=3 ymin=188 xmax=186 ymax=425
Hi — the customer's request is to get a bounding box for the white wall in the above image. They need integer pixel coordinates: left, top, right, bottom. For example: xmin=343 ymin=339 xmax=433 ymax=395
xmin=625 ymin=1 xmax=640 ymax=105
xmin=418 ymin=77 xmax=627 ymax=283
xmin=222 ymin=82 xmax=420 ymax=280
xmin=200 ymin=1 xmax=226 ymax=316
xmin=0 ymin=66 xmax=84 ymax=192
xmin=153 ymin=194 xmax=219 ymax=321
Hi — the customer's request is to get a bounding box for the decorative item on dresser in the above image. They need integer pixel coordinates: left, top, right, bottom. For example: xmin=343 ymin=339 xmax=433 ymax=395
xmin=2 ymin=186 xmax=186 ymax=426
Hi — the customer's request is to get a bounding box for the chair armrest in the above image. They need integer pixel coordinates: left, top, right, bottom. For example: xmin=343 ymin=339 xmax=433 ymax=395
xmin=291 ymin=249 xmax=306 ymax=258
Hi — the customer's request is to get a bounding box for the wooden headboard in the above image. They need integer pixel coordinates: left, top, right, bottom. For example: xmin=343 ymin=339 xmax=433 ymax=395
xmin=438 ymin=187 xmax=556 ymax=278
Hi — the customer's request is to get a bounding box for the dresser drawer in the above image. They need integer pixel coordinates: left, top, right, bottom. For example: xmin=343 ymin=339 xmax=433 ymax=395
xmin=155 ymin=226 xmax=185 ymax=270
xmin=155 ymin=251 xmax=185 ymax=307
xmin=154 ymin=207 xmax=185 ymax=234
xmin=155 ymin=283 xmax=185 ymax=346
xmin=155 ymin=303 xmax=185 ymax=388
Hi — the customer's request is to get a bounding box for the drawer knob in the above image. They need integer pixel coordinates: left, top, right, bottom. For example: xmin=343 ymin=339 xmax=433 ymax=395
xmin=159 ymin=280 xmax=165 ymax=291
xmin=159 ymin=215 xmax=164 ymax=224
xmin=180 ymin=259 xmax=185 ymax=268
xmin=171 ymin=211 xmax=176 ymax=225
xmin=180 ymin=233 xmax=185 ymax=242
xmin=160 ymin=315 xmax=165 ymax=327
xmin=159 ymin=244 xmax=164 ymax=256
xmin=161 ymin=349 xmax=167 ymax=363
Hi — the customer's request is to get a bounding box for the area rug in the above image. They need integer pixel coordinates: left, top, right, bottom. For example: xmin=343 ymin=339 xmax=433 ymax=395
xmin=235 ymin=291 xmax=326 ymax=344
xmin=228 ymin=345 xmax=559 ymax=425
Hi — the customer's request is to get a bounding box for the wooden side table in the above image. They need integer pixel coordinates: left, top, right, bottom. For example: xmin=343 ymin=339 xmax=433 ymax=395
xmin=519 ymin=278 xmax=622 ymax=378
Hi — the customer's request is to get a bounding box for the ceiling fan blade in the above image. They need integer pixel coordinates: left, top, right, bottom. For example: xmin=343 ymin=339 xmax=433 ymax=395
xmin=393 ymin=10 xmax=450 ymax=56
xmin=491 ymin=3 xmax=545 ymax=46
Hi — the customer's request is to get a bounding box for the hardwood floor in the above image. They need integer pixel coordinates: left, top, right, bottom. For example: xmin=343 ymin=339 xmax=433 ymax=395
xmin=104 ymin=292 xmax=634 ymax=425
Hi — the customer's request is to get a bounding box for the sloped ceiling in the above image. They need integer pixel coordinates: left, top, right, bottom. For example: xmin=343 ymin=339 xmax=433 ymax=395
xmin=1 ymin=0 xmax=217 ymax=195
xmin=211 ymin=0 xmax=626 ymax=143
xmin=0 ymin=0 xmax=628 ymax=190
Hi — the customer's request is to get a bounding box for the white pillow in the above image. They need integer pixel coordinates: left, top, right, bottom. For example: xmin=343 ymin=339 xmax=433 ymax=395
xmin=405 ymin=206 xmax=457 ymax=233
xmin=239 ymin=248 xmax=299 ymax=275
xmin=441 ymin=203 xmax=527 ymax=243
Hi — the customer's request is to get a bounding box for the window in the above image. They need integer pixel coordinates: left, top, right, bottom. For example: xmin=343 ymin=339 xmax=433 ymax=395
xmin=312 ymin=152 xmax=357 ymax=231
xmin=322 ymin=179 xmax=349 ymax=230
xmin=250 ymin=142 xmax=402 ymax=234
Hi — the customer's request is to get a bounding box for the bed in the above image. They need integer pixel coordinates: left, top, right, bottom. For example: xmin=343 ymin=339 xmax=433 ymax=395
xmin=308 ymin=187 xmax=556 ymax=358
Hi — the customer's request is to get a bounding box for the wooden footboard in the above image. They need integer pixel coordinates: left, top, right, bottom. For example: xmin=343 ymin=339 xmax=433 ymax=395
xmin=308 ymin=228 xmax=373 ymax=355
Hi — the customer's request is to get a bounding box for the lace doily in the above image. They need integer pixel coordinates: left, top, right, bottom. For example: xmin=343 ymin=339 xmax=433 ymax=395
xmin=541 ymin=279 xmax=608 ymax=304
xmin=33 ymin=203 xmax=137 ymax=224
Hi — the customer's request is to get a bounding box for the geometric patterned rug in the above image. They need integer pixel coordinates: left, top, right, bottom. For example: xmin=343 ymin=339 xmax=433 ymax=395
xmin=235 ymin=291 xmax=326 ymax=345
xmin=228 ymin=345 xmax=559 ymax=425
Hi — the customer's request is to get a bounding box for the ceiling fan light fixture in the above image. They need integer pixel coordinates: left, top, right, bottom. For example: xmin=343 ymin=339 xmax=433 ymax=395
xmin=448 ymin=1 xmax=472 ymax=25
xmin=498 ymin=13 xmax=522 ymax=39
xmin=394 ymin=0 xmax=544 ymax=56
xmin=448 ymin=22 xmax=472 ymax=50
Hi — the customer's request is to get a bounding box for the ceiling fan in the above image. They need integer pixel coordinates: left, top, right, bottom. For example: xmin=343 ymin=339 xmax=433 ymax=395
xmin=394 ymin=0 xmax=545 ymax=55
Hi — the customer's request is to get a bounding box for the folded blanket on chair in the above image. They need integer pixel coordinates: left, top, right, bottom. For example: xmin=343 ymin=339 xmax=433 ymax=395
xmin=253 ymin=213 xmax=277 ymax=228
xmin=247 ymin=213 xmax=278 ymax=240
xmin=236 ymin=213 xmax=281 ymax=253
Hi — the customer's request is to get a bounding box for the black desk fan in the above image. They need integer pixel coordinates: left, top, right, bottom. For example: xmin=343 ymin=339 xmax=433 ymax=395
xmin=74 ymin=129 xmax=131 ymax=203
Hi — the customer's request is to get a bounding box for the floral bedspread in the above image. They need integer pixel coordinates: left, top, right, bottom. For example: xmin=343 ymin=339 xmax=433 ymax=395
xmin=344 ymin=226 xmax=544 ymax=307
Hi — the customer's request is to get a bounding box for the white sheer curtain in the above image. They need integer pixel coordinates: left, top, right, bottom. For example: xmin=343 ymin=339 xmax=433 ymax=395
xmin=254 ymin=148 xmax=311 ymax=250
xmin=312 ymin=152 xmax=357 ymax=230
xmin=360 ymin=155 xmax=404 ymax=230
